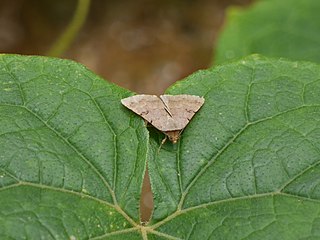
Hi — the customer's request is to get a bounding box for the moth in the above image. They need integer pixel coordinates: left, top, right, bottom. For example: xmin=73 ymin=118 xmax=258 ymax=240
xmin=121 ymin=94 xmax=205 ymax=143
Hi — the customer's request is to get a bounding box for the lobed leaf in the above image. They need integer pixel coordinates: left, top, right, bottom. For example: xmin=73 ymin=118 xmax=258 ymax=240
xmin=0 ymin=55 xmax=148 ymax=239
xmin=1 ymin=54 xmax=320 ymax=239
xmin=148 ymin=55 xmax=320 ymax=239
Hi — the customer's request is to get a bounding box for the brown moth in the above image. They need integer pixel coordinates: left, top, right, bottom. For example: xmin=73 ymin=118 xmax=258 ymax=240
xmin=121 ymin=94 xmax=205 ymax=143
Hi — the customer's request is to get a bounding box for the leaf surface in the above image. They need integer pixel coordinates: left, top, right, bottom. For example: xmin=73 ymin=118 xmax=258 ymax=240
xmin=0 ymin=55 xmax=148 ymax=239
xmin=2 ymin=55 xmax=320 ymax=239
xmin=215 ymin=0 xmax=320 ymax=64
xmin=148 ymin=55 xmax=320 ymax=239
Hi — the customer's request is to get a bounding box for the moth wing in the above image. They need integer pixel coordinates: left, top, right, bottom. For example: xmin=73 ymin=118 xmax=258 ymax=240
xmin=160 ymin=95 xmax=205 ymax=130
xmin=121 ymin=95 xmax=170 ymax=131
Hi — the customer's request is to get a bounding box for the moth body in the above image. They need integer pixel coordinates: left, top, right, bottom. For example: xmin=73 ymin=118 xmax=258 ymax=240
xmin=164 ymin=130 xmax=181 ymax=144
xmin=121 ymin=94 xmax=205 ymax=143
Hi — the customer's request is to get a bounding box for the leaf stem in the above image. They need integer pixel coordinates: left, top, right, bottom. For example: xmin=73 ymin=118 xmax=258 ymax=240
xmin=46 ymin=0 xmax=91 ymax=57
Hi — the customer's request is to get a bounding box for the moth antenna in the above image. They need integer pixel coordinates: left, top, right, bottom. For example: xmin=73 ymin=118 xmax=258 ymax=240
xmin=178 ymin=129 xmax=184 ymax=137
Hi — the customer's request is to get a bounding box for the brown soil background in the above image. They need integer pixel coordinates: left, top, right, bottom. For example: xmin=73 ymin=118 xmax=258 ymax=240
xmin=0 ymin=0 xmax=252 ymax=222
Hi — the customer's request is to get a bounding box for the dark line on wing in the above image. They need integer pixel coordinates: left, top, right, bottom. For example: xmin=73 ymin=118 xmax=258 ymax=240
xmin=159 ymin=96 xmax=173 ymax=117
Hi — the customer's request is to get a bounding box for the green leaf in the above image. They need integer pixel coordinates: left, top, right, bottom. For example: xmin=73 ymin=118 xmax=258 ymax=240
xmin=148 ymin=55 xmax=320 ymax=239
xmin=0 ymin=55 xmax=148 ymax=239
xmin=215 ymin=0 xmax=320 ymax=64
xmin=2 ymin=54 xmax=320 ymax=239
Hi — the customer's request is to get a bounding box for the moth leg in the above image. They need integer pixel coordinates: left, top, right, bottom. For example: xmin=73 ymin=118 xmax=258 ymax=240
xmin=157 ymin=135 xmax=167 ymax=153
xmin=161 ymin=135 xmax=167 ymax=146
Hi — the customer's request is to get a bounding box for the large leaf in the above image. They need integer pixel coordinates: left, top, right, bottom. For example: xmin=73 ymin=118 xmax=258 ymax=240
xmin=148 ymin=55 xmax=320 ymax=239
xmin=0 ymin=55 xmax=148 ymax=239
xmin=2 ymin=54 xmax=320 ymax=239
xmin=214 ymin=0 xmax=320 ymax=64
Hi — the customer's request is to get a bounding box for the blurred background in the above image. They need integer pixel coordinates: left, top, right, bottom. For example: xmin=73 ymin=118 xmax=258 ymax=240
xmin=0 ymin=0 xmax=252 ymax=222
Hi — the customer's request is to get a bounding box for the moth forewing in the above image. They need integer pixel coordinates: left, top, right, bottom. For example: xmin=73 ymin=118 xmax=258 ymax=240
xmin=121 ymin=94 xmax=205 ymax=143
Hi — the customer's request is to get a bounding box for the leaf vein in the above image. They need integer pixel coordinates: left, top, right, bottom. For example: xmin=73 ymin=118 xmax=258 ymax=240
xmin=178 ymin=104 xmax=320 ymax=210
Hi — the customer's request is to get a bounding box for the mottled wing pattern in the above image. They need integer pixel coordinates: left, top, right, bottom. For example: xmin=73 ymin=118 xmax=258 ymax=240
xmin=121 ymin=94 xmax=205 ymax=132
xmin=159 ymin=95 xmax=205 ymax=131
xmin=121 ymin=95 xmax=170 ymax=131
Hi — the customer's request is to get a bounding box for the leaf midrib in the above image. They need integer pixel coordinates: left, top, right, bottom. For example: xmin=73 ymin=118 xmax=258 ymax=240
xmin=2 ymin=178 xmax=318 ymax=240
